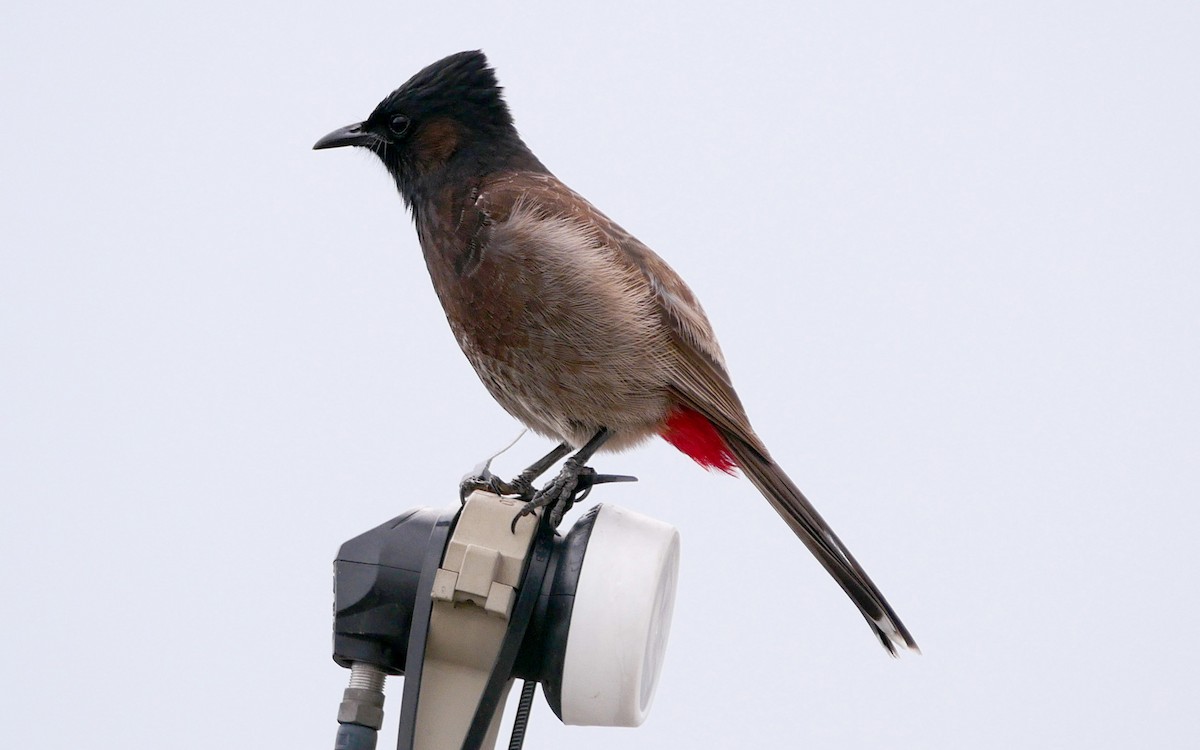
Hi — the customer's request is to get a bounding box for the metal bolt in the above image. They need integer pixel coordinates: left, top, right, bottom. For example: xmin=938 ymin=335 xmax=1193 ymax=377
xmin=338 ymin=662 xmax=387 ymax=730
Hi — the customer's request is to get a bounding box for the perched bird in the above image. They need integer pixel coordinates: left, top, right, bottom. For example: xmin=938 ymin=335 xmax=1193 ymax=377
xmin=315 ymin=50 xmax=917 ymax=654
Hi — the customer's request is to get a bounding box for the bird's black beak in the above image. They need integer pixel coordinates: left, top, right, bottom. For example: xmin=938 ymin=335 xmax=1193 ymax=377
xmin=313 ymin=122 xmax=380 ymax=150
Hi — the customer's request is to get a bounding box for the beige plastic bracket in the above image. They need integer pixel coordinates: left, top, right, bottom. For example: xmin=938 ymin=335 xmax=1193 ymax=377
xmin=412 ymin=491 xmax=540 ymax=749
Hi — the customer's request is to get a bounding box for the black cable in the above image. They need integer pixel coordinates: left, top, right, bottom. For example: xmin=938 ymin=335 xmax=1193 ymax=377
xmin=507 ymin=680 xmax=538 ymax=750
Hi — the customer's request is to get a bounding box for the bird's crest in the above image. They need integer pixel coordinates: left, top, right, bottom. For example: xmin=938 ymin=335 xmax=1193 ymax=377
xmin=372 ymin=50 xmax=513 ymax=134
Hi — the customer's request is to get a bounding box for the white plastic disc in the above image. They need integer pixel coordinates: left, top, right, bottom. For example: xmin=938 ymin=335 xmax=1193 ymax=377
xmin=559 ymin=504 xmax=681 ymax=727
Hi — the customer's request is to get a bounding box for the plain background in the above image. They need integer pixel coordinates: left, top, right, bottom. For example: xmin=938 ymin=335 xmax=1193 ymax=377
xmin=3 ymin=2 xmax=1198 ymax=747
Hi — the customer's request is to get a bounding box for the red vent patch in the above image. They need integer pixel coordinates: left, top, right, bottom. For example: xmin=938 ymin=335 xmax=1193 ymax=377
xmin=660 ymin=406 xmax=737 ymax=474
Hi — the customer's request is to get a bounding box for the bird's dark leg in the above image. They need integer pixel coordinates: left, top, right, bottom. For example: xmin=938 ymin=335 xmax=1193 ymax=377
xmin=460 ymin=442 xmax=572 ymax=502
xmin=515 ymin=428 xmax=614 ymax=529
xmin=502 ymin=442 xmax=574 ymax=499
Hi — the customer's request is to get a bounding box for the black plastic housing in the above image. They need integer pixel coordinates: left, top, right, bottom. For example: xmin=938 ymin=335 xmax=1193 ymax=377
xmin=332 ymin=508 xmax=456 ymax=674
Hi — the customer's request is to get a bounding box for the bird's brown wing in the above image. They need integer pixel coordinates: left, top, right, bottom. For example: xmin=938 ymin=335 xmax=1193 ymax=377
xmin=495 ymin=174 xmax=918 ymax=653
xmin=480 ymin=172 xmax=915 ymax=651
xmin=623 ymin=244 xmax=919 ymax=652
xmin=478 ymin=172 xmax=760 ymax=444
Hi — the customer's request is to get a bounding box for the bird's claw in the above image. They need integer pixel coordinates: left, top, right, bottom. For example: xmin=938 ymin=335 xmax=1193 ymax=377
xmin=460 ymin=460 xmax=536 ymax=503
xmin=459 ymin=460 xmax=499 ymax=503
xmin=509 ymin=465 xmax=638 ymax=532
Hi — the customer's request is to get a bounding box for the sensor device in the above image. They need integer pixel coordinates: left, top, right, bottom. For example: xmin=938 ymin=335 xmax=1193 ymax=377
xmin=330 ymin=492 xmax=680 ymax=750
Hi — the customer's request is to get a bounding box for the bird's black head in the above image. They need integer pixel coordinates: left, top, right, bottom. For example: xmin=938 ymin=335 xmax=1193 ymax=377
xmin=314 ymin=51 xmax=544 ymax=206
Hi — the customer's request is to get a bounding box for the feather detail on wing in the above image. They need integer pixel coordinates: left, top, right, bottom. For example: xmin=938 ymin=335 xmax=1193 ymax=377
xmin=477 ymin=170 xmax=917 ymax=653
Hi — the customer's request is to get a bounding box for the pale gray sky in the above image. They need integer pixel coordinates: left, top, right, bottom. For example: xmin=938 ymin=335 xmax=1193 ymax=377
xmin=3 ymin=2 xmax=1198 ymax=748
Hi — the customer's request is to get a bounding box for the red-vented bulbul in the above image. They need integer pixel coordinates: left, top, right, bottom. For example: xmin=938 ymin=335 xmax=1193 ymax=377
xmin=315 ymin=51 xmax=917 ymax=654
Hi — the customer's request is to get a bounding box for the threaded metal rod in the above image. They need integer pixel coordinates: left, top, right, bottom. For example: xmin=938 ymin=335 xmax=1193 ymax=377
xmin=335 ymin=661 xmax=387 ymax=749
xmin=348 ymin=662 xmax=387 ymax=692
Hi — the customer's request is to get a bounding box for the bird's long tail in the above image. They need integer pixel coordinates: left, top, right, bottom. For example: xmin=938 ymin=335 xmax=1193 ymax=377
xmin=722 ymin=435 xmax=919 ymax=655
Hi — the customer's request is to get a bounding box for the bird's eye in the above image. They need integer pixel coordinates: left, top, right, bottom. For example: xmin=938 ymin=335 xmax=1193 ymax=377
xmin=388 ymin=114 xmax=411 ymax=136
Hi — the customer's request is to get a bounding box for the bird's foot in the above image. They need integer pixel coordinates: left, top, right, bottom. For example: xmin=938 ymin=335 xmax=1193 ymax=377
xmin=510 ymin=461 xmax=638 ymax=531
xmin=459 ymin=461 xmax=536 ymax=503
xmin=511 ymin=457 xmax=586 ymax=530
xmin=459 ymin=430 xmax=535 ymax=503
